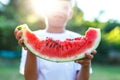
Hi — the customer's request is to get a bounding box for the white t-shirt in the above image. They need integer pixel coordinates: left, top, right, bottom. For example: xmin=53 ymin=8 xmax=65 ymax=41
xmin=19 ymin=30 xmax=92 ymax=80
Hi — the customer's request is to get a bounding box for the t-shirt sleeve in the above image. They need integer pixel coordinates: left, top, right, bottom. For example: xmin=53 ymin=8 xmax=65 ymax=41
xmin=74 ymin=62 xmax=93 ymax=74
xmin=19 ymin=48 xmax=27 ymax=75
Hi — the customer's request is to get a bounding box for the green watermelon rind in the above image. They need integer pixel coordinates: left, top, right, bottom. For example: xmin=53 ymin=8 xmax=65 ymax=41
xmin=22 ymin=26 xmax=101 ymax=62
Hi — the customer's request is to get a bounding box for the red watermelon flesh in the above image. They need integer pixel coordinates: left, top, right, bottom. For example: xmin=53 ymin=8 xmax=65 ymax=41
xmin=16 ymin=25 xmax=101 ymax=62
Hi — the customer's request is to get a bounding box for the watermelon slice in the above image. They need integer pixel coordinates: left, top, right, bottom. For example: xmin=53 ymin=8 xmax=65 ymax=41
xmin=16 ymin=25 xmax=101 ymax=62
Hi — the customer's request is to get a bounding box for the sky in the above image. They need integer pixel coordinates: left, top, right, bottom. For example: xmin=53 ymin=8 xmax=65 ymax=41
xmin=0 ymin=0 xmax=120 ymax=22
xmin=77 ymin=0 xmax=120 ymax=22
xmin=0 ymin=0 xmax=9 ymax=5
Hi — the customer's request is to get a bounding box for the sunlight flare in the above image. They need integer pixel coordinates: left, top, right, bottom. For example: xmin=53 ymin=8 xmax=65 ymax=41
xmin=30 ymin=0 xmax=62 ymax=16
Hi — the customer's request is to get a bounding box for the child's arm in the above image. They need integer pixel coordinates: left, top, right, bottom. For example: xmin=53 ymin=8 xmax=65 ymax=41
xmin=14 ymin=26 xmax=38 ymax=80
xmin=24 ymin=51 xmax=38 ymax=80
xmin=76 ymin=65 xmax=90 ymax=80
xmin=75 ymin=50 xmax=96 ymax=80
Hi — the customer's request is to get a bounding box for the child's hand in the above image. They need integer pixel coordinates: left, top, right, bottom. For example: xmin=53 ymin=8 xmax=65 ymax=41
xmin=14 ymin=24 xmax=27 ymax=50
xmin=75 ymin=50 xmax=96 ymax=67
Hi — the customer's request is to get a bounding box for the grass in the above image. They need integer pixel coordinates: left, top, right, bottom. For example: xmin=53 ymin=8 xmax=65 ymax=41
xmin=0 ymin=58 xmax=24 ymax=80
xmin=90 ymin=64 xmax=120 ymax=80
xmin=0 ymin=59 xmax=120 ymax=80
xmin=0 ymin=65 xmax=24 ymax=80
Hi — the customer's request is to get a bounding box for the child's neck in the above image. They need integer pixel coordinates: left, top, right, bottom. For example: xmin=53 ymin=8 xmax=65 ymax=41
xmin=46 ymin=26 xmax=65 ymax=33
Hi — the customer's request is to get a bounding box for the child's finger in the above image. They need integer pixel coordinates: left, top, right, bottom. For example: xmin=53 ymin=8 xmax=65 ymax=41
xmin=85 ymin=53 xmax=94 ymax=59
xmin=18 ymin=38 xmax=24 ymax=45
xmin=16 ymin=30 xmax=23 ymax=40
xmin=75 ymin=59 xmax=84 ymax=64
xmin=14 ymin=29 xmax=18 ymax=36
xmin=18 ymin=38 xmax=27 ymax=50
xmin=91 ymin=50 xmax=97 ymax=55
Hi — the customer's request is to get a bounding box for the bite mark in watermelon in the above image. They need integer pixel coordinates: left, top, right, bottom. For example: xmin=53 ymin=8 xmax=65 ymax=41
xmin=16 ymin=25 xmax=101 ymax=62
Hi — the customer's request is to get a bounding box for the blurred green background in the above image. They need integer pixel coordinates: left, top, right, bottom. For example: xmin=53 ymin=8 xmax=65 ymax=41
xmin=0 ymin=0 xmax=120 ymax=80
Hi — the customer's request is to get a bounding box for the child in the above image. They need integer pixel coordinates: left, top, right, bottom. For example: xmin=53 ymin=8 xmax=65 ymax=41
xmin=14 ymin=0 xmax=96 ymax=80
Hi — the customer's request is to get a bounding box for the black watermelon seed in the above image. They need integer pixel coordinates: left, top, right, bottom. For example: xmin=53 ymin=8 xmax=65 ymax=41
xmin=45 ymin=42 xmax=49 ymax=46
